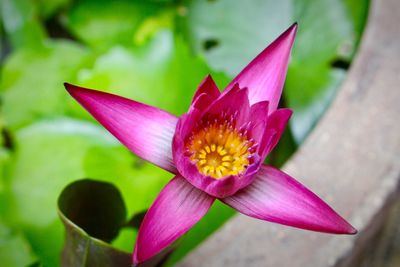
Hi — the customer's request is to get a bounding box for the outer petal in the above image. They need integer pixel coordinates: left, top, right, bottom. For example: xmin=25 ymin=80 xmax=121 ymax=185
xmin=133 ymin=175 xmax=215 ymax=264
xmin=224 ymin=23 xmax=297 ymax=112
xmin=222 ymin=165 xmax=357 ymax=234
xmin=65 ymin=83 xmax=178 ymax=173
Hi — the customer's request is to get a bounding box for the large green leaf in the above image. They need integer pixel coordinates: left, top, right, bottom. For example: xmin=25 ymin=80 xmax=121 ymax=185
xmin=0 ymin=40 xmax=92 ymax=131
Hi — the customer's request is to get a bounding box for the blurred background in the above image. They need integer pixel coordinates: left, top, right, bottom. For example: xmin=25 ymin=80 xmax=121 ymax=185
xmin=0 ymin=0 xmax=369 ymax=266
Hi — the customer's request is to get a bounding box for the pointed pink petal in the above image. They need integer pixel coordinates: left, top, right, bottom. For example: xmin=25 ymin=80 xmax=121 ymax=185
xmin=261 ymin=108 xmax=293 ymax=157
xmin=191 ymin=75 xmax=220 ymax=104
xmin=65 ymin=83 xmax=178 ymax=173
xmin=224 ymin=23 xmax=297 ymax=112
xmin=206 ymin=84 xmax=251 ymax=126
xmin=222 ymin=165 xmax=357 ymax=234
xmin=133 ymin=175 xmax=215 ymax=264
xmin=248 ymin=101 xmax=269 ymax=145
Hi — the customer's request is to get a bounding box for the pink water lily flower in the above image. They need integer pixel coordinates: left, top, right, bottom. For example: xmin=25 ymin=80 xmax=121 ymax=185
xmin=65 ymin=23 xmax=356 ymax=265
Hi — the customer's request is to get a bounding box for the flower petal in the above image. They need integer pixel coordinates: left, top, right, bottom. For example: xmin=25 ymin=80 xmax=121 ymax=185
xmin=222 ymin=165 xmax=357 ymax=234
xmin=224 ymin=23 xmax=297 ymax=112
xmin=248 ymin=101 xmax=269 ymax=145
xmin=65 ymin=83 xmax=178 ymax=173
xmin=191 ymin=75 xmax=221 ymax=104
xmin=133 ymin=175 xmax=215 ymax=264
xmin=261 ymin=108 xmax=293 ymax=157
xmin=206 ymin=84 xmax=251 ymax=125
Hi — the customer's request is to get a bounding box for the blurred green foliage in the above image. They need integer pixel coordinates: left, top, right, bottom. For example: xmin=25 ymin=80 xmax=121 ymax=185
xmin=0 ymin=0 xmax=368 ymax=266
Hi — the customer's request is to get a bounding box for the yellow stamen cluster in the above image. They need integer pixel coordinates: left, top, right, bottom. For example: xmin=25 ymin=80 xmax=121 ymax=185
xmin=186 ymin=120 xmax=254 ymax=179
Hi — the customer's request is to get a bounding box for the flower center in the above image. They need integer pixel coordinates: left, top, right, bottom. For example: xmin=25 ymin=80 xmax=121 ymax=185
xmin=186 ymin=120 xmax=254 ymax=179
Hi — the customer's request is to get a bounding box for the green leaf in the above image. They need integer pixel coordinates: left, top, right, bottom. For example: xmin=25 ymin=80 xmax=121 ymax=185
xmin=58 ymin=179 xmax=131 ymax=267
xmin=64 ymin=0 xmax=165 ymax=50
xmin=0 ymin=40 xmax=92 ymax=130
xmin=0 ymin=220 xmax=37 ymax=266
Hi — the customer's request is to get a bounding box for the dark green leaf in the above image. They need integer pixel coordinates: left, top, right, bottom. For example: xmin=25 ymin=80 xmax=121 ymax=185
xmin=58 ymin=179 xmax=131 ymax=267
xmin=59 ymin=179 xmax=126 ymax=242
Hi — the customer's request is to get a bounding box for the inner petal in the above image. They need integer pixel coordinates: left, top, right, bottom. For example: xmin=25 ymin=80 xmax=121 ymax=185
xmin=186 ymin=118 xmax=256 ymax=179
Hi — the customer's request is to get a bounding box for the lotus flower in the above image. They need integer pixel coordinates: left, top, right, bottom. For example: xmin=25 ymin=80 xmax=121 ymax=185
xmin=65 ymin=23 xmax=356 ymax=265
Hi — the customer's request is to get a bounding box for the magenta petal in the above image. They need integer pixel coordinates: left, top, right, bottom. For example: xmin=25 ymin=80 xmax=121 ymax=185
xmin=224 ymin=23 xmax=297 ymax=112
xmin=65 ymin=83 xmax=178 ymax=173
xmin=206 ymin=84 xmax=251 ymax=126
xmin=133 ymin=175 xmax=215 ymax=264
xmin=191 ymin=75 xmax=221 ymax=104
xmin=222 ymin=165 xmax=357 ymax=234
xmin=248 ymin=101 xmax=269 ymax=144
xmin=261 ymin=108 xmax=293 ymax=157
